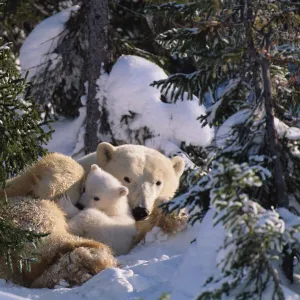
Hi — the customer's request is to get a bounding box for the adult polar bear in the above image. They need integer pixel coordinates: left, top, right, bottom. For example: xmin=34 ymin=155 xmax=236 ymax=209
xmin=0 ymin=198 xmax=117 ymax=288
xmin=0 ymin=153 xmax=118 ymax=289
xmin=77 ymin=142 xmax=186 ymax=241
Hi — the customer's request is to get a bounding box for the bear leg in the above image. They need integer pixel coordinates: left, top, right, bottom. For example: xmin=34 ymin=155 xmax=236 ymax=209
xmin=31 ymin=243 xmax=116 ymax=288
xmin=0 ymin=198 xmax=117 ymax=288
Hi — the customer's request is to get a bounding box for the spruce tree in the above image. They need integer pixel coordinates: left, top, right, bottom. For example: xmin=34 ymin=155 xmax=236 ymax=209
xmin=146 ymin=0 xmax=300 ymax=298
xmin=0 ymin=0 xmax=77 ymax=53
xmin=0 ymin=41 xmax=52 ymax=271
xmin=111 ymin=0 xmax=195 ymax=74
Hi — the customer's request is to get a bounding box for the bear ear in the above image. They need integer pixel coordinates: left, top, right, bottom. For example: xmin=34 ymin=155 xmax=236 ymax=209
xmin=118 ymin=186 xmax=129 ymax=197
xmin=171 ymin=156 xmax=185 ymax=178
xmin=91 ymin=164 xmax=99 ymax=172
xmin=96 ymin=142 xmax=116 ymax=168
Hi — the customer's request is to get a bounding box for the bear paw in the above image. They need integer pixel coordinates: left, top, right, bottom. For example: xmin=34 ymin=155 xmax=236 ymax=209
xmin=159 ymin=209 xmax=189 ymax=234
xmin=31 ymin=244 xmax=117 ymax=288
xmin=174 ymin=210 xmax=189 ymax=233
xmin=56 ymin=194 xmax=80 ymax=219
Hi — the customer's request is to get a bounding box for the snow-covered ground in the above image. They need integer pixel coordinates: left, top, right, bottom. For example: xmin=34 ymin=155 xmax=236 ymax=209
xmin=0 ymin=211 xmax=221 ymax=300
xmin=2 ymin=207 xmax=299 ymax=300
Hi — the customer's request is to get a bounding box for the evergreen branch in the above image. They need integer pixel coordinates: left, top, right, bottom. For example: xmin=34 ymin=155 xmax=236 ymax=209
xmin=0 ymin=42 xmax=51 ymax=272
xmin=254 ymin=8 xmax=300 ymax=35
xmin=144 ymin=2 xmax=202 ymax=19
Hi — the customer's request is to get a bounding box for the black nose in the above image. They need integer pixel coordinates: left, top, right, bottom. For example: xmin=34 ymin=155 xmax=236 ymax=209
xmin=132 ymin=207 xmax=149 ymax=221
xmin=76 ymin=203 xmax=85 ymax=210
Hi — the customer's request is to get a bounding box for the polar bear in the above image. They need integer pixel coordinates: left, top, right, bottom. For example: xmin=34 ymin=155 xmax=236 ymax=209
xmin=0 ymin=154 xmax=118 ymax=288
xmin=68 ymin=164 xmax=136 ymax=256
xmin=0 ymin=152 xmax=85 ymax=218
xmin=77 ymin=142 xmax=187 ymax=243
xmin=0 ymin=198 xmax=117 ymax=288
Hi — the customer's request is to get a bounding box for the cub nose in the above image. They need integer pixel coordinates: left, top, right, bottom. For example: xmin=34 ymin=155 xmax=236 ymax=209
xmin=132 ymin=207 xmax=149 ymax=221
xmin=76 ymin=203 xmax=85 ymax=210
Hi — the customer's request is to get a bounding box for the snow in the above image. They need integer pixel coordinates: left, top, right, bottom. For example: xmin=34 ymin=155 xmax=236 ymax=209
xmin=171 ymin=209 xmax=225 ymax=300
xmin=19 ymin=6 xmax=80 ymax=80
xmin=105 ymin=55 xmax=214 ymax=149
xmin=215 ymin=109 xmax=252 ymax=151
xmin=0 ymin=222 xmax=202 ymax=300
xmin=0 ymin=291 xmax=29 ymax=300
xmin=278 ymin=208 xmax=300 ymax=244
xmin=42 ymin=82 xmax=87 ymax=158
xmin=2 ymin=208 xmax=299 ymax=300
xmin=4 ymin=209 xmax=268 ymax=300
xmin=206 ymin=79 xmax=242 ymax=124
xmin=144 ymin=138 xmax=196 ymax=170
xmin=9 ymin=207 xmax=297 ymax=300
xmin=274 ymin=118 xmax=300 ymax=140
xmin=42 ymin=106 xmax=86 ymax=158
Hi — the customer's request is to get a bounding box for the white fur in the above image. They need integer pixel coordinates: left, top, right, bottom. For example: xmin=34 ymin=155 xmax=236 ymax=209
xmin=57 ymin=195 xmax=80 ymax=218
xmin=77 ymin=152 xmax=97 ymax=173
xmin=68 ymin=164 xmax=136 ymax=256
xmin=76 ymin=143 xmax=184 ymax=214
xmin=68 ymin=208 xmax=136 ymax=256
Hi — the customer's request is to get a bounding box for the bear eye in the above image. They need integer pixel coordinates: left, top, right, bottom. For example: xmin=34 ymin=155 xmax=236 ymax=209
xmin=156 ymin=181 xmax=162 ymax=186
xmin=124 ymin=177 xmax=131 ymax=183
xmin=94 ymin=197 xmax=100 ymax=201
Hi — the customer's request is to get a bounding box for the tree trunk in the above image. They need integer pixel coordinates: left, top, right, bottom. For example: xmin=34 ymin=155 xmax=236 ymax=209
xmin=85 ymin=0 xmax=113 ymax=154
xmin=261 ymin=60 xmax=289 ymax=208
xmin=245 ymin=0 xmax=288 ymax=209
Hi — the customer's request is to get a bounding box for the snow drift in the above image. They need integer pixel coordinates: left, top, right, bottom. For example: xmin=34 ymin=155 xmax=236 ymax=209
xmin=106 ymin=55 xmax=214 ymax=150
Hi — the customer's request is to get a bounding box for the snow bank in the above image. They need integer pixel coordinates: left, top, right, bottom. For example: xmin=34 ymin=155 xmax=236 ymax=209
xmin=171 ymin=209 xmax=225 ymax=300
xmin=0 ymin=224 xmax=202 ymax=300
xmin=274 ymin=118 xmax=300 ymax=140
xmin=0 ymin=212 xmax=237 ymax=300
xmin=19 ymin=6 xmax=80 ymax=80
xmin=2 ymin=209 xmax=300 ymax=300
xmin=106 ymin=55 xmax=214 ymax=149
xmin=0 ymin=291 xmax=29 ymax=300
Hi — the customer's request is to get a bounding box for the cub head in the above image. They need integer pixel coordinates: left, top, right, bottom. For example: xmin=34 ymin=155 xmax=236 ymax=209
xmin=96 ymin=142 xmax=185 ymax=221
xmin=79 ymin=164 xmax=128 ymax=211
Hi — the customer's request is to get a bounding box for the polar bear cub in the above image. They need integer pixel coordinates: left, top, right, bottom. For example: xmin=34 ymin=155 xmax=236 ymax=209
xmin=68 ymin=164 xmax=136 ymax=256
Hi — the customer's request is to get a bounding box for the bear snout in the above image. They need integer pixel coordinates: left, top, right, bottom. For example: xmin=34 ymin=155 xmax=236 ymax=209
xmin=76 ymin=203 xmax=85 ymax=210
xmin=132 ymin=207 xmax=149 ymax=221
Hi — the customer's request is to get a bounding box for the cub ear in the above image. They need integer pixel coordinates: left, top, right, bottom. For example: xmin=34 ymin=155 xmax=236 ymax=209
xmin=90 ymin=164 xmax=100 ymax=172
xmin=171 ymin=156 xmax=185 ymax=178
xmin=97 ymin=142 xmax=116 ymax=168
xmin=118 ymin=186 xmax=129 ymax=197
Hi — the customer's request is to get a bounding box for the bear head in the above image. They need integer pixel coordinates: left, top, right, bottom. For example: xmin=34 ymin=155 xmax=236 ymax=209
xmin=95 ymin=143 xmax=185 ymax=221
xmin=80 ymin=164 xmax=129 ymax=212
